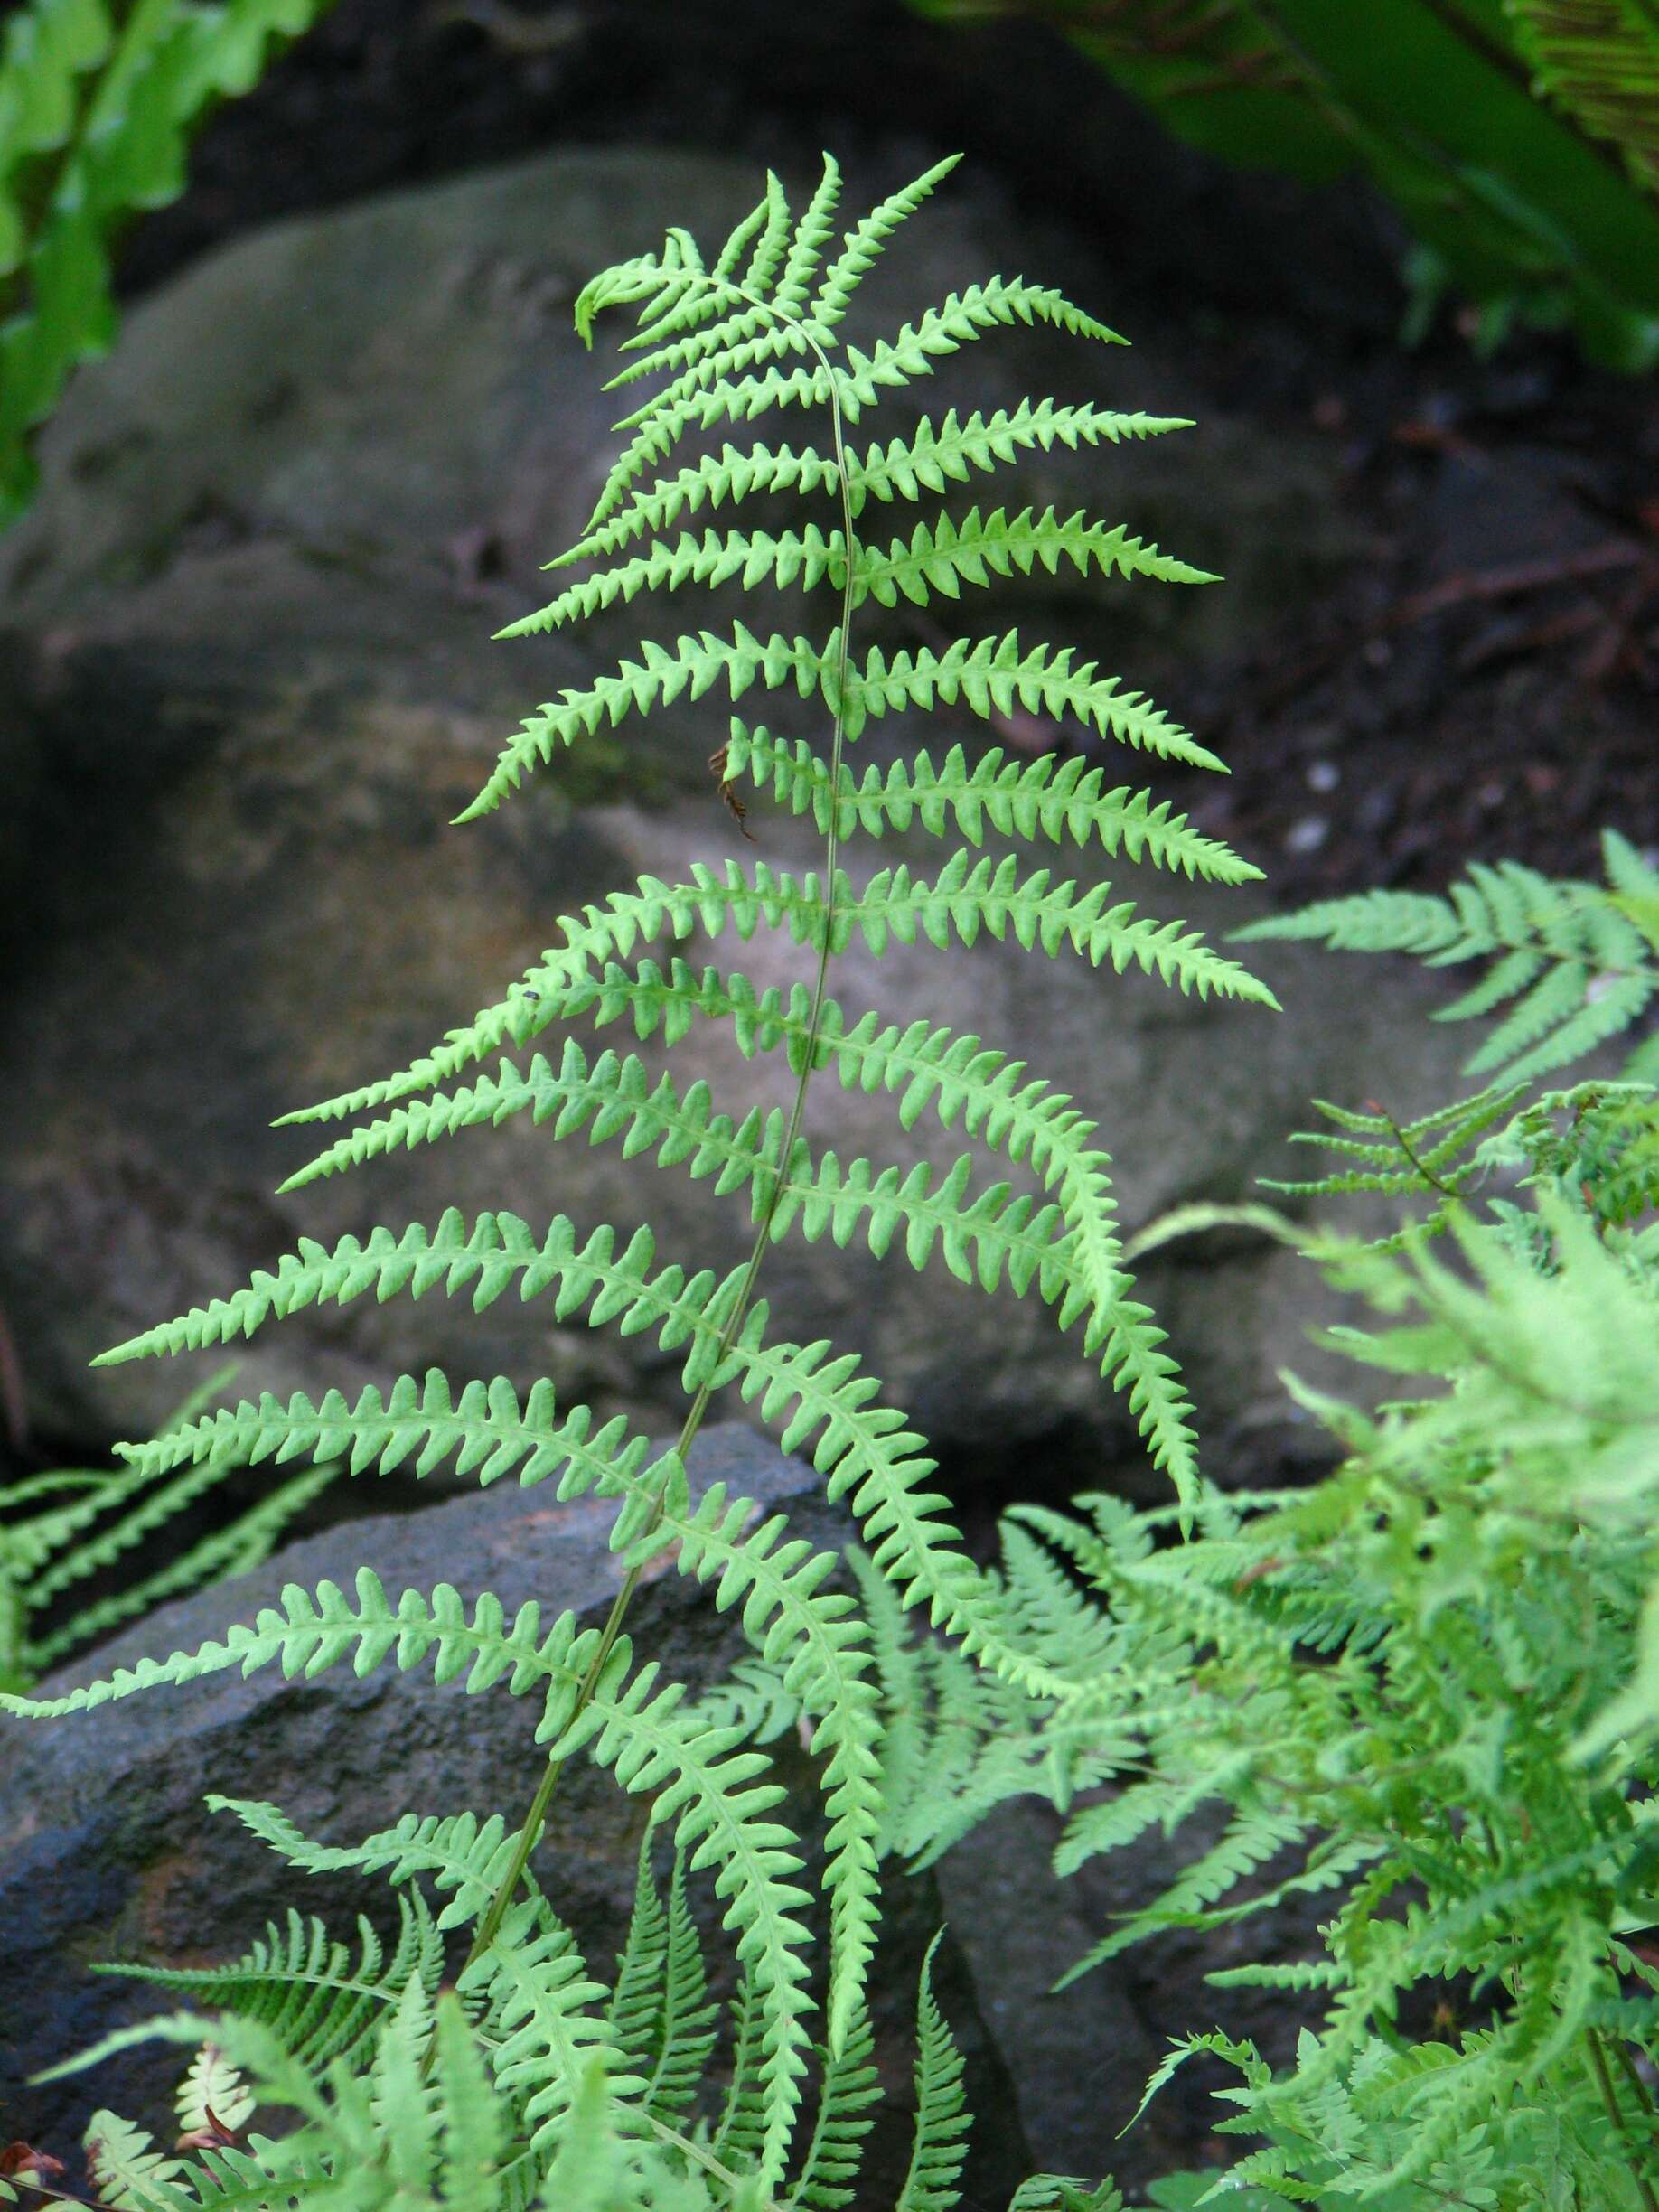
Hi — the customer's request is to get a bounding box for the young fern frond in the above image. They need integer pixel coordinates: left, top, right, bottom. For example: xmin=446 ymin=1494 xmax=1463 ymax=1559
xmin=608 ymin=1841 xmax=719 ymax=2125
xmin=783 ymin=2007 xmax=881 ymax=2212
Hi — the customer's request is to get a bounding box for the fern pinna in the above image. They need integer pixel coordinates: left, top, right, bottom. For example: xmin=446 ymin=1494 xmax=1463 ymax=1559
xmin=2 ymin=155 xmax=1270 ymax=2201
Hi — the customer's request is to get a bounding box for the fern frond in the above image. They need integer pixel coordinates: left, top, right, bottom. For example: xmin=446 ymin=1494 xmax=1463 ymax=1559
xmin=771 ymin=154 xmax=844 ymax=318
xmin=584 ymin=370 xmax=834 ymax=538
xmin=608 ymin=1828 xmax=671 ymax=2067
xmin=174 ymin=2041 xmax=253 ymax=2137
xmin=460 ymin=1898 xmax=629 ymax=2153
xmin=850 ymin=502 xmax=1216 ymax=605
xmin=550 ymin=438 xmax=844 ymax=569
xmin=497 ymin=525 xmax=844 ymax=638
xmin=501 ymin=502 xmax=1211 ymax=642
xmin=277 ymin=841 xmax=1265 ymax=1133
xmin=550 ymin=400 xmax=1189 ymax=576
xmin=98 ymin=1896 xmax=441 ymax=2073
xmin=840 ymin=629 xmax=1224 ymax=764
xmin=203 ymin=1796 xmax=534 ymax=1934
xmin=632 ymin=1849 xmax=719 ymax=2123
xmin=295 ymin=862 xmax=1271 ymax=1146
xmin=82 ymin=2111 xmax=185 ymax=2212
xmin=463 ymin=622 xmax=1224 ymax=821
xmin=784 ymin=2005 xmax=880 ymax=2211
xmin=455 ymin=624 xmax=823 ymax=820
xmin=1260 ymin=1082 xmax=1529 ymax=1248
xmin=167 ymin=951 xmax=1197 ymax=1481
xmin=86 ymin=1220 xmax=1083 ymax=1704
xmin=709 ymin=1973 xmax=771 ymax=2175
xmin=611 ymin=322 xmax=818 ymax=447
xmin=1236 ymin=839 xmax=1659 ymax=1083
xmin=13 ymin=1573 xmax=816 ymax=2179
xmin=13 ymin=155 xmax=1289 ymax=2180
xmin=25 ymin=1461 xmax=335 ymax=1676
xmin=848 ymin=399 xmax=1191 ymax=512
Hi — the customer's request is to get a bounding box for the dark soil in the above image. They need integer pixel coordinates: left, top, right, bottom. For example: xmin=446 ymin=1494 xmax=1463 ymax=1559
xmin=120 ymin=0 xmax=1659 ymax=910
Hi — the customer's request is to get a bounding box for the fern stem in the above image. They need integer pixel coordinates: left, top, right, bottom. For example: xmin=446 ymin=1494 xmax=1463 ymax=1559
xmin=1586 ymin=2025 xmax=1659 ymax=2211
xmin=641 ymin=2112 xmax=784 ymax=2209
xmin=1371 ymin=1101 xmax=1461 ymax=1201
xmin=463 ymin=294 xmax=859 ymax=1976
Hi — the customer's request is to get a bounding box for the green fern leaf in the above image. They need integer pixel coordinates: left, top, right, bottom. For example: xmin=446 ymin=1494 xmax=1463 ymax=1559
xmin=894 ymin=1936 xmax=970 ymax=2212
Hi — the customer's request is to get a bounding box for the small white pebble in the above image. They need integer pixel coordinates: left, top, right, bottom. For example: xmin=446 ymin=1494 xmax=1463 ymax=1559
xmin=1286 ymin=816 xmax=1328 ymax=855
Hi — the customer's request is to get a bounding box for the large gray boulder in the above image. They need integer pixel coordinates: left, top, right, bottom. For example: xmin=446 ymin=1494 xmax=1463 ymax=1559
xmin=0 ymin=147 xmax=1468 ymax=1489
xmin=0 ymin=1423 xmax=1033 ymax=2207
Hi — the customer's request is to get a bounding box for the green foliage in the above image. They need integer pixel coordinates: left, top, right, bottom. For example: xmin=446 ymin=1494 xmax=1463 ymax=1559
xmin=1236 ymin=829 xmax=1659 ymax=1085
xmin=909 ymin=0 xmax=1659 ymax=367
xmin=2 ymin=154 xmax=1266 ymax=2206
xmin=1511 ymin=0 xmax=1659 ymax=192
xmin=28 ymin=1809 xmax=1060 ymax=2212
xmin=13 ymin=130 xmax=1659 ymax=2212
xmin=852 ymin=904 xmax=1659 ymax=2203
xmin=0 ymin=0 xmax=336 ymax=525
xmin=0 ymin=1367 xmax=334 ymax=1692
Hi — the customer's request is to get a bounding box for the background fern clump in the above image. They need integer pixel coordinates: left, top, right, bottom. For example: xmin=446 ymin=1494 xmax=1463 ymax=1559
xmin=0 ymin=155 xmax=1270 ymax=2206
xmin=0 ymin=1367 xmax=333 ymax=1696
xmin=862 ymin=860 xmax=1659 ymax=2207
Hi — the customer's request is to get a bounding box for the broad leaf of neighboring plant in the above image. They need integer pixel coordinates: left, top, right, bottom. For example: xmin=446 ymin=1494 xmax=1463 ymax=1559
xmin=909 ymin=0 xmax=1659 ymax=367
xmin=1511 ymin=0 xmax=1659 ymax=192
xmin=0 ymin=0 xmax=336 ymax=526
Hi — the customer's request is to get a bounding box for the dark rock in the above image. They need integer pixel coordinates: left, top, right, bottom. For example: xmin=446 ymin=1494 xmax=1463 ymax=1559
xmin=0 ymin=1422 xmax=1029 ymax=2207
xmin=937 ymin=1796 xmax=1326 ymax=2196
